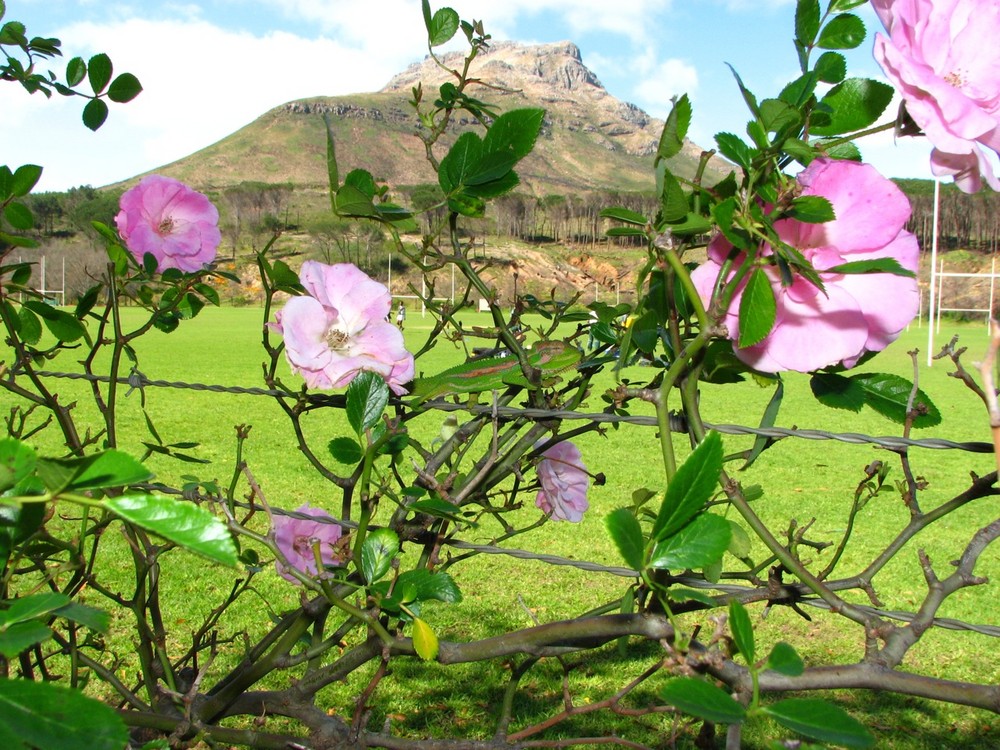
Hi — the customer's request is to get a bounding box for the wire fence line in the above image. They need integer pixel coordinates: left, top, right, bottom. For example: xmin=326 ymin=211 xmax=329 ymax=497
xmin=225 ymin=500 xmax=1000 ymax=640
xmin=29 ymin=368 xmax=995 ymax=454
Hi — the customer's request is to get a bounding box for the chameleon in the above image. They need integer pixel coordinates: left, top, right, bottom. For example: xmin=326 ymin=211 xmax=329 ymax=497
xmin=407 ymin=340 xmax=581 ymax=404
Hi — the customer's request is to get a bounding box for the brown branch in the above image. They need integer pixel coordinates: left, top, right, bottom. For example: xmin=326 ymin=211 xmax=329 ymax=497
xmin=709 ymin=659 xmax=1000 ymax=713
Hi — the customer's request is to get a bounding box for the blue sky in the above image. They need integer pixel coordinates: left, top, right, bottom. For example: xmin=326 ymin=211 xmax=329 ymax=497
xmin=3 ymin=0 xmax=933 ymax=192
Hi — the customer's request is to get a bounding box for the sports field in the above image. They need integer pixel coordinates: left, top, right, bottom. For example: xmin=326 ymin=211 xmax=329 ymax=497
xmin=8 ymin=306 xmax=999 ymax=747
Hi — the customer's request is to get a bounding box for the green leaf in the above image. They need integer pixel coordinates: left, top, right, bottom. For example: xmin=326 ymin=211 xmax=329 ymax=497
xmin=463 ymin=170 xmax=519 ymax=199
xmin=653 ymin=431 xmax=722 ymax=541
xmin=741 ymin=378 xmax=783 ymax=470
xmin=795 ymin=0 xmax=821 ymax=47
xmin=54 ymin=601 xmax=110 ymax=633
xmin=715 ymin=132 xmax=752 ymax=171
xmin=810 ymin=372 xmax=864 ymax=412
xmin=323 ymin=114 xmax=339 ymax=198
xmin=360 ymin=528 xmax=399 ymax=584
xmin=817 ymin=13 xmax=866 ymax=50
xmin=86 ymin=53 xmax=112 ymax=94
xmin=810 ymin=78 xmax=893 ymax=136
xmin=850 ymin=372 xmax=941 ymax=428
xmin=440 ymin=131 xmax=483 ymax=193
xmin=0 ymin=678 xmax=129 ymax=750
xmin=649 ymin=513 xmax=731 ymax=571
xmin=765 ymin=641 xmax=805 ymax=676
xmin=829 ymin=0 xmax=868 ymax=10
xmin=107 ymin=72 xmax=142 ymax=103
xmin=10 ymin=165 xmax=42 ymax=197
xmin=738 ymin=268 xmax=776 ymax=349
xmin=762 ymin=698 xmax=874 ymax=747
xmin=0 ymin=20 xmax=24 ymax=46
xmin=759 ymin=99 xmax=801 ymax=134
xmin=779 ymin=72 xmax=819 ymax=108
xmin=713 ymin=197 xmax=751 ymax=250
xmin=659 ymin=167 xmax=688 ymax=223
xmin=728 ymin=600 xmax=755 ymax=664
xmin=656 ymin=93 xmax=691 ymax=162
xmin=22 ymin=301 xmax=85 ymax=342
xmin=81 ymin=98 xmax=108 ymax=131
xmin=0 ymin=622 xmax=53 ymax=658
xmin=393 ymin=568 xmax=462 ymax=604
xmin=64 ymin=450 xmax=151 ymax=492
xmin=103 ymin=495 xmax=237 ymax=565
xmin=409 ymin=498 xmax=472 ymax=526
xmin=0 ymin=593 xmax=70 ymax=626
xmin=427 ymin=6 xmax=459 ymax=46
xmin=464 ymin=149 xmax=518 ymax=186
xmin=606 ymin=226 xmax=647 ymax=238
xmin=66 ymin=56 xmax=86 ymax=87
xmin=600 ymin=207 xmax=647 ymax=226
xmin=74 ymin=285 xmax=101 ymax=319
xmin=727 ymin=521 xmax=752 ymax=557
xmin=4 ymin=201 xmax=33 ymax=230
xmin=606 ymin=508 xmax=644 ymax=571
xmin=194 ymin=282 xmax=220 ymax=307
xmin=787 ymin=195 xmax=835 ymax=223
xmin=334 ymin=184 xmax=376 ymax=217
xmin=328 ymin=437 xmax=364 ymax=465
xmin=483 ymin=108 xmax=544 ymax=161
xmin=346 ymin=372 xmax=390 ymax=435
xmin=660 ymin=677 xmax=746 ymax=725
xmin=412 ymin=616 xmax=439 ymax=660
xmin=9 ymin=262 xmax=31 ymax=285
xmin=447 ymin=191 xmax=486 ymax=218
xmin=814 ymin=51 xmax=847 ymax=83
xmin=825 ymin=258 xmax=915 ymax=278
xmin=0 ymin=439 xmax=36 ymax=493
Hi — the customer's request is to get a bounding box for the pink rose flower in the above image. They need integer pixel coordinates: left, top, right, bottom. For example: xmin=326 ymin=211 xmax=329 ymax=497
xmin=273 ymin=503 xmax=343 ymax=582
xmin=115 ymin=175 xmax=221 ymax=272
xmin=691 ymin=158 xmax=919 ymax=373
xmin=535 ymin=440 xmax=589 ymax=523
xmin=272 ymin=261 xmax=414 ymax=395
xmin=872 ymin=0 xmax=1000 ymax=192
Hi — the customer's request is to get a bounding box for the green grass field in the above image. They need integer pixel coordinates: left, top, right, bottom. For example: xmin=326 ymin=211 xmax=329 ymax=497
xmin=6 ymin=306 xmax=1000 ymax=748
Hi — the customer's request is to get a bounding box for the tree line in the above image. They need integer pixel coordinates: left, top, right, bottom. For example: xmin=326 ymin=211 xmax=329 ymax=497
xmin=15 ymin=178 xmax=1000 ymax=302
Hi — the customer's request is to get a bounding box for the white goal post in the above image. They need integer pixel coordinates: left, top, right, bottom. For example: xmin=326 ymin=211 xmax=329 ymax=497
xmin=925 ymin=179 xmax=1000 ymax=365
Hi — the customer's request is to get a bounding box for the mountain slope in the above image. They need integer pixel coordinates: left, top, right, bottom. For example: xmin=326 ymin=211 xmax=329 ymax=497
xmin=147 ymin=41 xmax=721 ymax=198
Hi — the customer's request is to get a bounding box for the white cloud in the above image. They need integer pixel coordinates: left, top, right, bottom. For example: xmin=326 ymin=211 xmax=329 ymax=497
xmin=632 ymin=58 xmax=699 ymax=119
xmin=1 ymin=15 xmax=421 ymax=190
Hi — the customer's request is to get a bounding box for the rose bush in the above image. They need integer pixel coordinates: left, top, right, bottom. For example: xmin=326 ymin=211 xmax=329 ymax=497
xmin=272 ymin=261 xmax=414 ymax=394
xmin=535 ymin=440 xmax=590 ymax=523
xmin=872 ymin=0 xmax=1000 ymax=192
xmin=115 ymin=175 xmax=221 ymax=272
xmin=691 ymin=158 xmax=919 ymax=373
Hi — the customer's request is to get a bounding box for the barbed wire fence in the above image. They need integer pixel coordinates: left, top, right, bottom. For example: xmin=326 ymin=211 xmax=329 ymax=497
xmin=25 ymin=367 xmax=1000 ymax=641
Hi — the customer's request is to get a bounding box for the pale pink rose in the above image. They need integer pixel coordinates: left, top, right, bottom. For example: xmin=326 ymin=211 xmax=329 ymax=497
xmin=691 ymin=159 xmax=919 ymax=373
xmin=273 ymin=503 xmax=343 ymax=583
xmin=272 ymin=261 xmax=414 ymax=395
xmin=872 ymin=0 xmax=1000 ymax=192
xmin=535 ymin=441 xmax=589 ymax=523
xmin=115 ymin=175 xmax=221 ymax=272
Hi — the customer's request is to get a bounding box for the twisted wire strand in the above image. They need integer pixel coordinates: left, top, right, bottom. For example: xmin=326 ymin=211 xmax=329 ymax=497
xmin=30 ymin=369 xmax=994 ymax=453
xmin=255 ymin=502 xmax=1000 ymax=639
xmin=25 ymin=369 xmax=999 ymax=638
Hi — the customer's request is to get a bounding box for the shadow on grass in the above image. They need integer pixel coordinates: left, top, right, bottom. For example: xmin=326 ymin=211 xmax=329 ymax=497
xmin=343 ymin=616 xmax=999 ymax=750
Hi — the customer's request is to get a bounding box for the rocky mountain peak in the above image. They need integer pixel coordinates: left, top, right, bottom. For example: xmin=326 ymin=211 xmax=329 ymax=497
xmin=381 ymin=40 xmax=605 ymax=96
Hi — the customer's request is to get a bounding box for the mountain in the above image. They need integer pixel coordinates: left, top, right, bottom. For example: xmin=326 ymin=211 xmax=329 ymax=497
xmin=147 ymin=40 xmax=721 ymax=200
